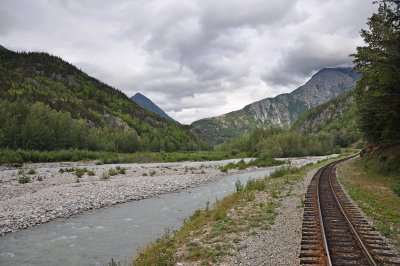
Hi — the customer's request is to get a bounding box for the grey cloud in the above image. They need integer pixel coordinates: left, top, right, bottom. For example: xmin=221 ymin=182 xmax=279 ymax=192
xmin=0 ymin=0 xmax=378 ymax=123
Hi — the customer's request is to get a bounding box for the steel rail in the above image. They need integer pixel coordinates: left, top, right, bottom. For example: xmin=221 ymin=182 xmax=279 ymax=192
xmin=327 ymin=162 xmax=377 ymax=266
xmin=315 ymin=163 xmax=332 ymax=266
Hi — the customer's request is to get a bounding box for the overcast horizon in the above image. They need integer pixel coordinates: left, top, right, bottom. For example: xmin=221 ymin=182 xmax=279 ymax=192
xmin=0 ymin=0 xmax=377 ymax=124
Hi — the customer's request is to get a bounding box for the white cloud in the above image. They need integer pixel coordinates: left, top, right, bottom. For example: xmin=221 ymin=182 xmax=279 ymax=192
xmin=0 ymin=0 xmax=377 ymax=124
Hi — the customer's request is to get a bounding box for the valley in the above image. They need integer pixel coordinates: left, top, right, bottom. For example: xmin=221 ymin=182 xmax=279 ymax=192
xmin=1 ymin=0 xmax=399 ymax=265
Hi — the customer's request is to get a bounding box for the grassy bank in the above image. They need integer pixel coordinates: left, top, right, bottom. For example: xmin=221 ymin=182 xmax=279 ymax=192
xmin=219 ymin=156 xmax=285 ymax=172
xmin=131 ymin=155 xmax=348 ymax=265
xmin=0 ymin=149 xmax=248 ymax=165
xmin=337 ymin=158 xmax=400 ymax=248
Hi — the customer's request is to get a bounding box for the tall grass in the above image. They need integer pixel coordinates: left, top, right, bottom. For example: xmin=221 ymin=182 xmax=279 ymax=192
xmin=219 ymin=157 xmax=284 ymax=172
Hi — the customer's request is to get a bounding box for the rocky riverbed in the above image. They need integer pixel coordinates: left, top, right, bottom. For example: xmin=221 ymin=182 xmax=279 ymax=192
xmin=0 ymin=160 xmax=245 ymax=236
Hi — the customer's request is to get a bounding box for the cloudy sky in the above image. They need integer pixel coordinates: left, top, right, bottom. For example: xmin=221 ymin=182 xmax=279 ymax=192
xmin=0 ymin=0 xmax=377 ymax=124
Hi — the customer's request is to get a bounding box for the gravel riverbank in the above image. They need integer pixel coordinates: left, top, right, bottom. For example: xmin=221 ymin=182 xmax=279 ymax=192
xmin=0 ymin=155 xmax=335 ymax=237
xmin=0 ymin=160 xmax=245 ymax=236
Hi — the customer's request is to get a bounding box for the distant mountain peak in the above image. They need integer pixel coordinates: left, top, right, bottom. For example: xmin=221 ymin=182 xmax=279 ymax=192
xmin=192 ymin=67 xmax=359 ymax=143
xmin=132 ymin=93 xmax=178 ymax=124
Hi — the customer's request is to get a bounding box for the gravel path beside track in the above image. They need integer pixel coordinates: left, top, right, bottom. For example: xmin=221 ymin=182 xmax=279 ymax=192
xmin=222 ymin=169 xmax=317 ymax=266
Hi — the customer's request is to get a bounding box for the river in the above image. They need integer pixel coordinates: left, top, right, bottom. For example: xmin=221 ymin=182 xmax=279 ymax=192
xmin=0 ymin=155 xmax=336 ymax=266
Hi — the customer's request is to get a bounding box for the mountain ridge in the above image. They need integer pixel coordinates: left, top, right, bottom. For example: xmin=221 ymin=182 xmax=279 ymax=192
xmin=192 ymin=67 xmax=359 ymax=144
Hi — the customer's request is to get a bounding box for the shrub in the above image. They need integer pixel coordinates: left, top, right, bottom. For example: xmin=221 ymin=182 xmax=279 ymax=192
xmin=393 ymin=183 xmax=400 ymax=197
xmin=100 ymin=171 xmax=110 ymax=180
xmin=245 ymin=178 xmax=266 ymax=191
xmin=87 ymin=170 xmax=95 ymax=176
xmin=269 ymin=167 xmax=300 ymax=179
xmin=74 ymin=168 xmax=86 ymax=178
xmin=236 ymin=160 xmax=247 ymax=170
xmin=116 ymin=166 xmax=127 ymax=175
xmin=219 ymin=162 xmax=236 ymax=173
xmin=27 ymin=168 xmax=36 ymax=175
xmin=108 ymin=168 xmax=119 ymax=176
xmin=60 ymin=167 xmax=75 ymax=173
xmin=18 ymin=176 xmax=31 ymax=184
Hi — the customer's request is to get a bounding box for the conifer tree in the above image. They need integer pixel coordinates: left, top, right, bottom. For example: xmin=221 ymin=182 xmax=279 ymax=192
xmin=352 ymin=0 xmax=400 ymax=145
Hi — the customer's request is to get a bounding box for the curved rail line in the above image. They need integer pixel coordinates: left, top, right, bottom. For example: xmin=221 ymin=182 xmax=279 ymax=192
xmin=300 ymin=157 xmax=399 ymax=265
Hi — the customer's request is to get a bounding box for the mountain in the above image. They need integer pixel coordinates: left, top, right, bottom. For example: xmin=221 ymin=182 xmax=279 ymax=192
xmin=191 ymin=67 xmax=359 ymax=144
xmin=0 ymin=47 xmax=202 ymax=152
xmin=292 ymin=89 xmax=361 ymax=147
xmin=0 ymin=45 xmax=9 ymax=51
xmin=131 ymin=93 xmax=178 ymax=123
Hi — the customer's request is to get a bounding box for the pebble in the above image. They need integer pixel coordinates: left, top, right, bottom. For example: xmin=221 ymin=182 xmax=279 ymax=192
xmin=0 ymin=163 xmax=223 ymax=235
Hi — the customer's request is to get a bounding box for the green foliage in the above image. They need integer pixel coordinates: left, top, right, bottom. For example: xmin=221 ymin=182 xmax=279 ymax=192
xmin=27 ymin=168 xmax=36 ymax=175
xmin=0 ymin=49 xmax=203 ymax=153
xmin=245 ymin=178 xmax=266 ymax=191
xmin=218 ymin=127 xmax=340 ymax=158
xmin=219 ymin=157 xmax=284 ymax=172
xmin=100 ymin=171 xmax=110 ymax=180
xmin=250 ymin=156 xmax=284 ymax=168
xmin=60 ymin=168 xmax=75 ymax=173
xmin=87 ymin=170 xmax=95 ymax=176
xmin=74 ymin=168 xmax=86 ymax=178
xmin=18 ymin=175 xmax=30 ymax=184
xmin=352 ymin=0 xmax=400 ymax=146
xmin=115 ymin=166 xmax=126 ymax=175
xmin=149 ymin=170 xmax=156 ymax=177
xmin=393 ymin=183 xmax=400 ymax=197
xmin=108 ymin=168 xmax=119 ymax=176
xmin=269 ymin=167 xmax=300 ymax=179
xmin=292 ymin=89 xmax=362 ymax=147
xmin=133 ymin=230 xmax=176 ymax=266
xmin=0 ymin=148 xmax=242 ymax=165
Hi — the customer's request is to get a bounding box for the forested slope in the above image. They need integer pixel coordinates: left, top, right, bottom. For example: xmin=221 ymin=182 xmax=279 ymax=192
xmin=0 ymin=47 xmax=202 ymax=152
xmin=292 ymin=89 xmax=361 ymax=147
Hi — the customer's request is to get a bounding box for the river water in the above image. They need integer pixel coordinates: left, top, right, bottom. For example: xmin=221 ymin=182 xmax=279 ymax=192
xmin=0 ymin=155 xmax=336 ymax=266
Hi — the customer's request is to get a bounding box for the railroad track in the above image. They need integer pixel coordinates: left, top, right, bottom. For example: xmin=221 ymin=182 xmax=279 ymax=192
xmin=300 ymin=157 xmax=400 ymax=265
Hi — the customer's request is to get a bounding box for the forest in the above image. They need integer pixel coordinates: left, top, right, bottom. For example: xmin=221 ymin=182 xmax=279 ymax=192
xmin=0 ymin=48 xmax=204 ymax=155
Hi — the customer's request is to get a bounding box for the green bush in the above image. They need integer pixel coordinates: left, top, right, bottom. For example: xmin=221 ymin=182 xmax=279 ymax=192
xmin=116 ymin=166 xmax=127 ymax=175
xmin=100 ymin=171 xmax=110 ymax=180
xmin=245 ymin=178 xmax=266 ymax=191
xmin=18 ymin=175 xmax=31 ymax=184
xmin=270 ymin=167 xmax=300 ymax=179
xmin=87 ymin=170 xmax=95 ymax=176
xmin=27 ymin=168 xmax=36 ymax=175
xmin=74 ymin=168 xmax=86 ymax=178
xmin=108 ymin=168 xmax=119 ymax=176
xmin=393 ymin=183 xmax=400 ymax=197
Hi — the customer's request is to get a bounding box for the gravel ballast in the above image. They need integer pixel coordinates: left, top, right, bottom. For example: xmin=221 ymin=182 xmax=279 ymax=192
xmin=222 ymin=169 xmax=317 ymax=265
